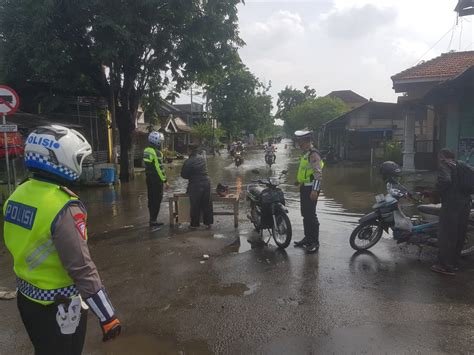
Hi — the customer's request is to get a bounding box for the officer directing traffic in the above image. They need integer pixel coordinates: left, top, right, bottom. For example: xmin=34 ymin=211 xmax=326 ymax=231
xmin=293 ymin=130 xmax=324 ymax=253
xmin=143 ymin=131 xmax=169 ymax=228
xmin=3 ymin=125 xmax=121 ymax=354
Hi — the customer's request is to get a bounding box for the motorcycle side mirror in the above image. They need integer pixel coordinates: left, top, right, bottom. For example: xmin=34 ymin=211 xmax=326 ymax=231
xmin=251 ymin=169 xmax=260 ymax=175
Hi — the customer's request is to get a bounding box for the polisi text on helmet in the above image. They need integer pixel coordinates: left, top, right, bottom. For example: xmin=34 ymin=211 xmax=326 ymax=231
xmin=27 ymin=134 xmax=61 ymax=149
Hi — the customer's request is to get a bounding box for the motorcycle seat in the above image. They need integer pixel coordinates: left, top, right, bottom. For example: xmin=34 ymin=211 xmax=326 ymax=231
xmin=418 ymin=204 xmax=441 ymax=216
xmin=248 ymin=185 xmax=264 ymax=198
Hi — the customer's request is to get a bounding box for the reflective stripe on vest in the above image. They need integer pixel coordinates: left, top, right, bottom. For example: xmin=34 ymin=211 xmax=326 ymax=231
xmin=297 ymin=150 xmax=324 ymax=184
xmin=143 ymin=147 xmax=166 ymax=182
xmin=3 ymin=179 xmax=78 ymax=305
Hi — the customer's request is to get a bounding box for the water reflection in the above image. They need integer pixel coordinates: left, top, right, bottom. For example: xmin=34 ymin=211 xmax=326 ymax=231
xmin=349 ymin=251 xmax=381 ymax=274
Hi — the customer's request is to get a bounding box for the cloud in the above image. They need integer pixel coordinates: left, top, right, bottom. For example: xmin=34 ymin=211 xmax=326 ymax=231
xmin=240 ymin=10 xmax=305 ymax=51
xmin=322 ymin=4 xmax=397 ymax=40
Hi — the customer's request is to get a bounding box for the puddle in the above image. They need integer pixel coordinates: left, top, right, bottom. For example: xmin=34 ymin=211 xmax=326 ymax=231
xmin=213 ymin=233 xmax=227 ymax=240
xmin=103 ymin=334 xmax=210 ymax=355
xmin=210 ymin=282 xmax=251 ymax=297
xmin=243 ymin=282 xmax=261 ymax=296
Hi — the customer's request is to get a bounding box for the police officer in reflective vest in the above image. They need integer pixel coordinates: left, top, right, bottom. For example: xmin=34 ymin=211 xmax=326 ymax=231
xmin=293 ymin=130 xmax=324 ymax=253
xmin=143 ymin=131 xmax=169 ymax=228
xmin=3 ymin=125 xmax=121 ymax=355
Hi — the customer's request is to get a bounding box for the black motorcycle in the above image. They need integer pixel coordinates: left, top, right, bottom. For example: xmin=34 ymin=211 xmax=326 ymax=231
xmin=265 ymin=152 xmax=275 ymax=167
xmin=234 ymin=150 xmax=244 ymax=167
xmin=247 ymin=170 xmax=292 ymax=248
xmin=350 ymin=180 xmax=474 ymax=256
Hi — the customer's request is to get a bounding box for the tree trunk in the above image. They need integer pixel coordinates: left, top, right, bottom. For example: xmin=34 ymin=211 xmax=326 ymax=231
xmin=116 ymin=106 xmax=134 ymax=182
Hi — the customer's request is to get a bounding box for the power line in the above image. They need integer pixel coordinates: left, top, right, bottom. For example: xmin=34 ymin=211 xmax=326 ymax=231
xmin=413 ymin=22 xmax=458 ymax=66
xmin=447 ymin=17 xmax=458 ymax=51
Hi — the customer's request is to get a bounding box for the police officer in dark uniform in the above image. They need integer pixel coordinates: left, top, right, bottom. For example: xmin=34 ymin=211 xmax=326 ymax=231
xmin=143 ymin=131 xmax=169 ymax=228
xmin=293 ymin=130 xmax=324 ymax=253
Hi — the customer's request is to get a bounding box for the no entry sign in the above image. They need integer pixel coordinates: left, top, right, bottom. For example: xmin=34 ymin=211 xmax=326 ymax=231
xmin=0 ymin=85 xmax=20 ymax=115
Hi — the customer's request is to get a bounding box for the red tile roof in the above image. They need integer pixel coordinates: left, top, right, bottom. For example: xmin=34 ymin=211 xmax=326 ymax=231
xmin=392 ymin=51 xmax=474 ymax=82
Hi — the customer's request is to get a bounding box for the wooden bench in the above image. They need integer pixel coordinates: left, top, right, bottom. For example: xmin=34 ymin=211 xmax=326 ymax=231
xmin=169 ymin=192 xmax=240 ymax=228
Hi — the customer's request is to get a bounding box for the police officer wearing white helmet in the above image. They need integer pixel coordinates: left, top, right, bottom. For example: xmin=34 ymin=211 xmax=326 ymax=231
xmin=293 ymin=130 xmax=325 ymax=253
xmin=143 ymin=131 xmax=169 ymax=228
xmin=3 ymin=125 xmax=121 ymax=354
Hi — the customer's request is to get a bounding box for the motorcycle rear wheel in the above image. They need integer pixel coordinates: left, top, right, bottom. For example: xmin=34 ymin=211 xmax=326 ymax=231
xmin=272 ymin=212 xmax=292 ymax=248
xmin=350 ymin=220 xmax=384 ymax=251
xmin=461 ymin=220 xmax=474 ymax=256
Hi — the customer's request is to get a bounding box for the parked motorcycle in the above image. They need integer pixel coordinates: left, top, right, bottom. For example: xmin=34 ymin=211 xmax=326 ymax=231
xmin=247 ymin=170 xmax=292 ymax=248
xmin=349 ymin=180 xmax=474 ymax=256
xmin=234 ymin=150 xmax=244 ymax=167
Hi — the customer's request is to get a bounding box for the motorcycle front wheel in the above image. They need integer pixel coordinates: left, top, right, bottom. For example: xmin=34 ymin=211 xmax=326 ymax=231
xmin=265 ymin=156 xmax=273 ymax=167
xmin=250 ymin=204 xmax=260 ymax=232
xmin=272 ymin=212 xmax=292 ymax=248
xmin=350 ymin=220 xmax=384 ymax=251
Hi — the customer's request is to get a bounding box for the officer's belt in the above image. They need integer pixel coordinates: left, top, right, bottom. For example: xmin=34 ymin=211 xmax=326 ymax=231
xmin=17 ymin=278 xmax=79 ymax=302
xmin=303 ymin=183 xmax=314 ymax=187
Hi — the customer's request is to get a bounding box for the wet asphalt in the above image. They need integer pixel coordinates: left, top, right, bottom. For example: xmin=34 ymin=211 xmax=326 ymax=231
xmin=1 ymin=140 xmax=474 ymax=354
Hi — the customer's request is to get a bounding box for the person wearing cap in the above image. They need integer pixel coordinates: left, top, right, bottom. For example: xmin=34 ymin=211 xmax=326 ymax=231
xmin=293 ymin=130 xmax=324 ymax=253
xmin=3 ymin=125 xmax=121 ymax=354
xmin=143 ymin=131 xmax=170 ymax=229
xmin=181 ymin=144 xmax=214 ymax=229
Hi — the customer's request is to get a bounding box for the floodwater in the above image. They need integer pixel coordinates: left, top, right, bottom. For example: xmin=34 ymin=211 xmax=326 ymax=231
xmin=81 ymin=139 xmax=386 ymax=241
xmin=2 ymin=140 xmax=474 ymax=354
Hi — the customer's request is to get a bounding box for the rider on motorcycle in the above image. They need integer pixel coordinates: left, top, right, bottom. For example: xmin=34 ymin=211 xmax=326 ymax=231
xmin=264 ymin=139 xmax=276 ymax=163
xmin=235 ymin=140 xmax=244 ymax=154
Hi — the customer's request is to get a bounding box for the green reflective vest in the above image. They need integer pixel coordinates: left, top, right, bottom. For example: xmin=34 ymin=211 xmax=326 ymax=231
xmin=3 ymin=179 xmax=77 ymax=305
xmin=143 ymin=147 xmax=167 ymax=182
xmin=297 ymin=150 xmax=324 ymax=184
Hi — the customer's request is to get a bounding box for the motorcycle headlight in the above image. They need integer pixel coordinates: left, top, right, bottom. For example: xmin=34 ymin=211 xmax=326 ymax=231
xmin=269 ymin=177 xmax=280 ymax=186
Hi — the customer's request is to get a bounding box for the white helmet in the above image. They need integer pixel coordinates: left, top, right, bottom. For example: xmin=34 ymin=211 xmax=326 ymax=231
xmin=25 ymin=125 xmax=92 ymax=181
xmin=149 ymin=131 xmax=164 ymax=147
xmin=294 ymin=130 xmax=312 ymax=140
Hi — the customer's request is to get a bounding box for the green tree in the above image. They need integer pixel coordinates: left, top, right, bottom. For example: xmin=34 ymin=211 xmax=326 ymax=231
xmin=276 ymin=86 xmax=316 ymax=122
xmin=284 ymin=97 xmax=347 ymax=135
xmin=191 ymin=122 xmax=224 ymax=145
xmin=0 ymin=0 xmax=244 ymax=181
xmin=204 ymin=61 xmax=273 ymax=138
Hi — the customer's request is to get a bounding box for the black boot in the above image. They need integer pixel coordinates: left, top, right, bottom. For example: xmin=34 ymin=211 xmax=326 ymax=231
xmin=294 ymin=237 xmax=310 ymax=247
xmin=304 ymin=242 xmax=319 ymax=254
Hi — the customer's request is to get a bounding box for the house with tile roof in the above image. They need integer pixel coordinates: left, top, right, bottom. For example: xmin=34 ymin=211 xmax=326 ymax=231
xmin=391 ymin=50 xmax=474 ymax=169
xmin=322 ymin=101 xmax=404 ymax=162
xmin=326 ymin=90 xmax=368 ymax=111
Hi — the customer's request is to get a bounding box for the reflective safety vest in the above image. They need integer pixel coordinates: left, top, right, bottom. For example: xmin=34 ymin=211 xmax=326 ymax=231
xmin=297 ymin=149 xmax=324 ymax=184
xmin=143 ymin=147 xmax=167 ymax=182
xmin=3 ymin=179 xmax=79 ymax=305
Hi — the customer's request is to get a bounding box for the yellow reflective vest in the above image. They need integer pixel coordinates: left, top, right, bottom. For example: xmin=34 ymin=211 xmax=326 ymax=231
xmin=143 ymin=147 xmax=167 ymax=182
xmin=3 ymin=179 xmax=79 ymax=305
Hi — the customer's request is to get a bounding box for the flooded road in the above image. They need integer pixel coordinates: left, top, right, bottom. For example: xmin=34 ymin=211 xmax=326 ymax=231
xmin=1 ymin=140 xmax=474 ymax=354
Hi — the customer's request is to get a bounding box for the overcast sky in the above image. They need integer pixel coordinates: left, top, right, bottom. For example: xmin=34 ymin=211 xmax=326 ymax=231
xmin=178 ymin=0 xmax=473 ymax=107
